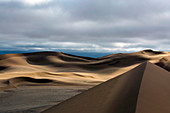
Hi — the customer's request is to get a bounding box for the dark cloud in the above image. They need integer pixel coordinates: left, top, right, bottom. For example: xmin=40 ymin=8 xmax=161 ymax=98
xmin=0 ymin=0 xmax=170 ymax=52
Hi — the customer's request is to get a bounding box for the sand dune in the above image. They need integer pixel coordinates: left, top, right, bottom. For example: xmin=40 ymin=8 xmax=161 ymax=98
xmin=156 ymin=56 xmax=170 ymax=71
xmin=0 ymin=50 xmax=170 ymax=112
xmin=0 ymin=49 xmax=170 ymax=91
xmin=42 ymin=62 xmax=170 ymax=113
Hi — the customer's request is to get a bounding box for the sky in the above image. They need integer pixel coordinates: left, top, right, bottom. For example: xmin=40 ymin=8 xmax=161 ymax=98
xmin=0 ymin=0 xmax=170 ymax=54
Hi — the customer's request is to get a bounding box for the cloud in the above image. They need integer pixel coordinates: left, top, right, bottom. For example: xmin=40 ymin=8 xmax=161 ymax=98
xmin=0 ymin=40 xmax=163 ymax=53
xmin=0 ymin=0 xmax=170 ymax=53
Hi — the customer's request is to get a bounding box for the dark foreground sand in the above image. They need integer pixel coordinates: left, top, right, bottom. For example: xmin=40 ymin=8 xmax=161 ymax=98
xmin=0 ymin=86 xmax=91 ymax=113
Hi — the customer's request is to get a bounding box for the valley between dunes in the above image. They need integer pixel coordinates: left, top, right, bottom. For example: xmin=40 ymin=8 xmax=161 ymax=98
xmin=0 ymin=49 xmax=170 ymax=113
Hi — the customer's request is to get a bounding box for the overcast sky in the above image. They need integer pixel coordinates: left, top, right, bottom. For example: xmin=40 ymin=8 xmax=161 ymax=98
xmin=0 ymin=0 xmax=170 ymax=53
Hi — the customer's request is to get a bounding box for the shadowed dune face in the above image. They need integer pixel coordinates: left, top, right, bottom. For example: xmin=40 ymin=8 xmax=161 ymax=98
xmin=24 ymin=51 xmax=93 ymax=63
xmin=156 ymin=56 xmax=170 ymax=71
xmin=26 ymin=55 xmax=65 ymax=66
xmin=1 ymin=77 xmax=54 ymax=90
xmin=139 ymin=49 xmax=165 ymax=55
xmin=0 ymin=66 xmax=8 ymax=71
xmin=89 ymin=55 xmax=150 ymax=67
xmin=0 ymin=50 xmax=170 ymax=90
xmin=10 ymin=77 xmax=53 ymax=84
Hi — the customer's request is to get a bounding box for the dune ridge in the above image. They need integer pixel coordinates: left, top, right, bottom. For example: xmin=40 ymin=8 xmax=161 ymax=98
xmin=42 ymin=62 xmax=170 ymax=113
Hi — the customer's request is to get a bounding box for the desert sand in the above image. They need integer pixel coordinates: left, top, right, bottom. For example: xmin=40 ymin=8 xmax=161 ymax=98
xmin=0 ymin=86 xmax=91 ymax=113
xmin=0 ymin=49 xmax=170 ymax=112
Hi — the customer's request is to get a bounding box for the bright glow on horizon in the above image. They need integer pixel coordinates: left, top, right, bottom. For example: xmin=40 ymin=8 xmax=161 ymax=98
xmin=23 ymin=0 xmax=51 ymax=5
